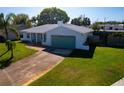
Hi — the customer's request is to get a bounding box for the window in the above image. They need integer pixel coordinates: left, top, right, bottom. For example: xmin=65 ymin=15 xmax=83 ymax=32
xmin=43 ymin=33 xmax=46 ymax=42
xmin=109 ymin=27 xmax=113 ymax=30
xmin=27 ymin=33 xmax=30 ymax=38
xmin=101 ymin=26 xmax=104 ymax=29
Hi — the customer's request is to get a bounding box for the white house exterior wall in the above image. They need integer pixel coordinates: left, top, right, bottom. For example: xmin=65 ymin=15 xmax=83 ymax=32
xmin=42 ymin=26 xmax=89 ymax=50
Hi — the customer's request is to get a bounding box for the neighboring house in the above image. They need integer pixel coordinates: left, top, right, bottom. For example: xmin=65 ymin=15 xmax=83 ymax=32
xmin=10 ymin=24 xmax=28 ymax=40
xmin=8 ymin=30 xmax=18 ymax=40
xmin=99 ymin=24 xmax=124 ymax=31
xmin=0 ymin=29 xmax=18 ymax=40
xmin=15 ymin=24 xmax=28 ymax=33
xmin=0 ymin=30 xmax=3 ymax=36
xmin=0 ymin=24 xmax=28 ymax=40
xmin=21 ymin=21 xmax=93 ymax=50
xmin=0 ymin=29 xmax=17 ymax=40
xmin=0 ymin=30 xmax=5 ymax=39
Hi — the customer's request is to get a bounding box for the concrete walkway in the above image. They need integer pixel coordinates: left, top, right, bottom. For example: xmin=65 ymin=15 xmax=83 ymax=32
xmin=0 ymin=46 xmax=64 ymax=86
xmin=112 ymin=78 xmax=124 ymax=86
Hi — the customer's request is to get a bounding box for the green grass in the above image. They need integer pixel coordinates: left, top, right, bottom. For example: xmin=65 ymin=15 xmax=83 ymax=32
xmin=0 ymin=41 xmax=36 ymax=63
xmin=29 ymin=47 xmax=124 ymax=86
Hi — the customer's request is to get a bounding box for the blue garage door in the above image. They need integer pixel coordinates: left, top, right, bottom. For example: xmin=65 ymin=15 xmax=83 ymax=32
xmin=52 ymin=36 xmax=75 ymax=49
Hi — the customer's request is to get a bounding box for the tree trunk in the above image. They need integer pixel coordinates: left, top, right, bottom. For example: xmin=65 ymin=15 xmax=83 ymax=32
xmin=4 ymin=21 xmax=8 ymax=40
xmin=11 ymin=48 xmax=13 ymax=58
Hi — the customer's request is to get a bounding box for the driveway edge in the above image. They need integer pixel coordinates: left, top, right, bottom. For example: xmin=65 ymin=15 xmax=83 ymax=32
xmin=111 ymin=77 xmax=124 ymax=86
xmin=22 ymin=58 xmax=64 ymax=86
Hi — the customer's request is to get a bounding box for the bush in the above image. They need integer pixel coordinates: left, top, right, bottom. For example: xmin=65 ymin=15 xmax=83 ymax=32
xmin=110 ymin=32 xmax=124 ymax=37
xmin=0 ymin=35 xmax=5 ymax=43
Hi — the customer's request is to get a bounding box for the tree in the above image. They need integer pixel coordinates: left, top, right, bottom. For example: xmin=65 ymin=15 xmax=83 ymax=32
xmin=0 ymin=13 xmax=17 ymax=58
xmin=13 ymin=13 xmax=32 ymax=28
xmin=5 ymin=40 xmax=16 ymax=58
xmin=95 ymin=21 xmax=123 ymax=25
xmin=71 ymin=16 xmax=91 ymax=26
xmin=31 ymin=16 xmax=37 ymax=26
xmin=71 ymin=16 xmax=83 ymax=26
xmin=91 ymin=23 xmax=100 ymax=31
xmin=37 ymin=7 xmax=70 ymax=25
xmin=0 ymin=13 xmax=18 ymax=39
xmin=13 ymin=14 xmax=29 ymax=24
xmin=82 ymin=17 xmax=91 ymax=26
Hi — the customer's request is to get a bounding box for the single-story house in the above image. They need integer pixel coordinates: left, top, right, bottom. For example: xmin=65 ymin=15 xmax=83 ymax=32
xmin=0 ymin=30 xmax=17 ymax=40
xmin=21 ymin=21 xmax=93 ymax=50
xmin=99 ymin=24 xmax=124 ymax=31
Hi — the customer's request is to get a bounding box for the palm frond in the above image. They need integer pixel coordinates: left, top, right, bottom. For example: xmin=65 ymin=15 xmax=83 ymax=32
xmin=5 ymin=13 xmax=16 ymax=25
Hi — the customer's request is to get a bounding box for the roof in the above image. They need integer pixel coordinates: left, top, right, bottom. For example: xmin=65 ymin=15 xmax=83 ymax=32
xmin=21 ymin=24 xmax=93 ymax=34
xmin=63 ymin=24 xmax=93 ymax=34
xmin=21 ymin=24 xmax=58 ymax=33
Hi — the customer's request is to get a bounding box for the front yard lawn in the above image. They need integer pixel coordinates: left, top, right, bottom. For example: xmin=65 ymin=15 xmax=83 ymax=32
xmin=29 ymin=47 xmax=124 ymax=86
xmin=0 ymin=41 xmax=36 ymax=63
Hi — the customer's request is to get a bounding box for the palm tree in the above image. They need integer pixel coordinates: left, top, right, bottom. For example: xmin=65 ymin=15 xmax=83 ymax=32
xmin=5 ymin=40 xmax=16 ymax=58
xmin=0 ymin=13 xmax=18 ymax=58
xmin=0 ymin=13 xmax=18 ymax=40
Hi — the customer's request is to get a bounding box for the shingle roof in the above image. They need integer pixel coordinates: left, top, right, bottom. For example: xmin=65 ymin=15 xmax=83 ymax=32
xmin=21 ymin=24 xmax=93 ymax=34
xmin=63 ymin=24 xmax=93 ymax=33
xmin=21 ymin=24 xmax=58 ymax=33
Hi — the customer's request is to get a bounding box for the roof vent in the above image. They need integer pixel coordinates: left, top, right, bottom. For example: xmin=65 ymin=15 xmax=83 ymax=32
xmin=57 ymin=21 xmax=63 ymax=26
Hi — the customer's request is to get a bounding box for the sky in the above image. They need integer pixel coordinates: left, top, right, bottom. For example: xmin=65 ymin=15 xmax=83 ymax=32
xmin=0 ymin=7 xmax=124 ymax=23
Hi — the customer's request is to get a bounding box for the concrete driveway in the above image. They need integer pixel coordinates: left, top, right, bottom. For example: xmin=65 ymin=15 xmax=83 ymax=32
xmin=0 ymin=46 xmax=69 ymax=86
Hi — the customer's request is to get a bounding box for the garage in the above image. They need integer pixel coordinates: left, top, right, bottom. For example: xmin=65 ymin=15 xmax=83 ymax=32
xmin=51 ymin=35 xmax=75 ymax=49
